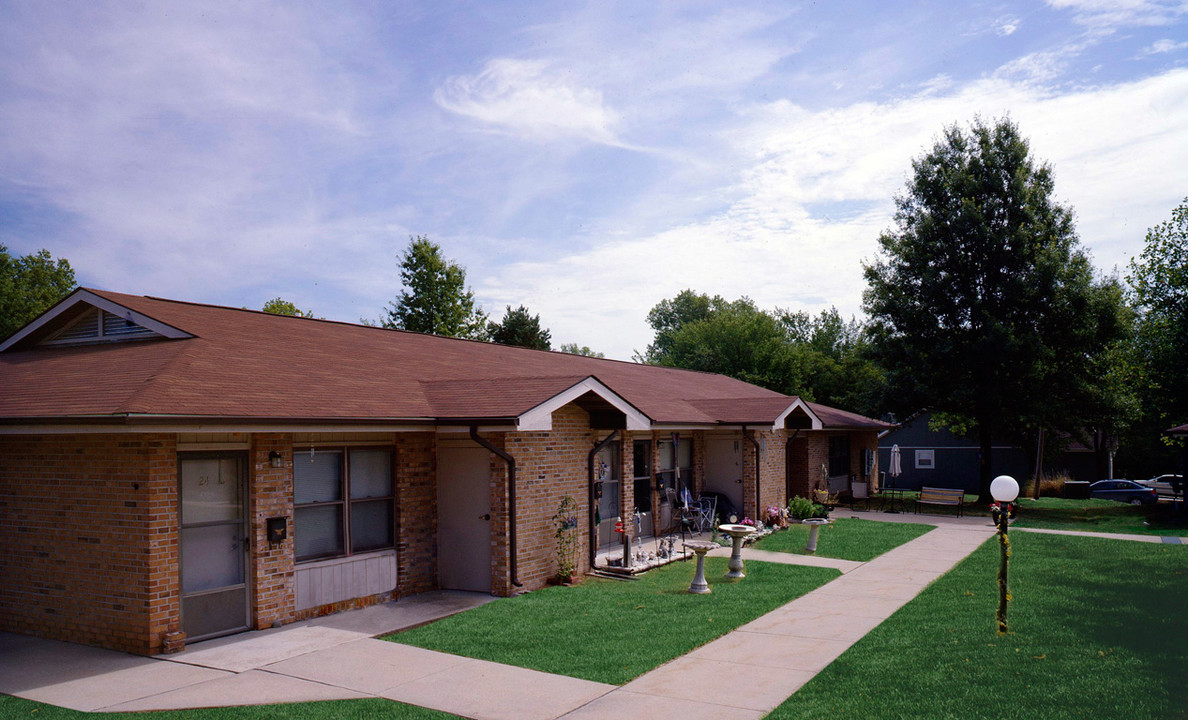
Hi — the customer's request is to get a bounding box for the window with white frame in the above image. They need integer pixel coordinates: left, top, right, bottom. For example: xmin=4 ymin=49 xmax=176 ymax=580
xmin=915 ymin=449 xmax=935 ymax=469
xmin=294 ymin=447 xmax=394 ymax=561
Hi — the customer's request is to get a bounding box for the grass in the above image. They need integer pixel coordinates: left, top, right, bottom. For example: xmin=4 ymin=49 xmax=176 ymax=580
xmin=388 ymin=557 xmax=838 ymax=684
xmin=0 ymin=696 xmax=464 ymax=719
xmin=751 ymin=517 xmax=935 ymax=561
xmin=1012 ymin=496 xmax=1188 ymax=536
xmin=766 ymin=532 xmax=1188 ymax=720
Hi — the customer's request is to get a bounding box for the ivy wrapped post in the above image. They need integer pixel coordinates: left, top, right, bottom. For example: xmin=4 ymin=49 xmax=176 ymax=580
xmin=995 ymin=507 xmax=1011 ymax=634
xmin=552 ymin=495 xmax=580 ymax=584
xmin=990 ymin=475 xmax=1020 ymax=635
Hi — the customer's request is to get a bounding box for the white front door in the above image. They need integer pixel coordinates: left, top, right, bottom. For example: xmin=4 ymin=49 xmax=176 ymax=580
xmin=705 ymin=437 xmax=743 ymax=515
xmin=437 ymin=444 xmax=492 ymax=593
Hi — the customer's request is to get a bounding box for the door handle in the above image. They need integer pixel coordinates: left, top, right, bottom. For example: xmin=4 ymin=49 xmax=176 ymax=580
xmin=479 ymin=513 xmax=491 ymax=521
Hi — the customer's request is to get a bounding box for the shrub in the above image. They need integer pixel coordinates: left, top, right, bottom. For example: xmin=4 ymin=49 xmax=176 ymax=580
xmin=788 ymin=495 xmax=816 ymax=520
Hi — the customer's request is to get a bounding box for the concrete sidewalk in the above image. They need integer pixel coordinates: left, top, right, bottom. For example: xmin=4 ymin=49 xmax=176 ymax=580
xmin=1 ymin=522 xmax=998 ymax=719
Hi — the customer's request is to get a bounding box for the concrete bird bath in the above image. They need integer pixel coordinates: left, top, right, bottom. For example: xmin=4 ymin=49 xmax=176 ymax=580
xmin=683 ymin=540 xmax=719 ymax=594
xmin=718 ymin=523 xmax=756 ymax=580
xmin=801 ymin=517 xmax=831 ymax=553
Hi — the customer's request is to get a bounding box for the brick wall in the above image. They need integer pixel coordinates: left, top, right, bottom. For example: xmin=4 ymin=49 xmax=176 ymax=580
xmin=0 ymin=433 xmax=179 ymax=655
xmin=737 ymin=429 xmax=789 ymax=520
xmin=495 ymin=405 xmax=593 ymax=594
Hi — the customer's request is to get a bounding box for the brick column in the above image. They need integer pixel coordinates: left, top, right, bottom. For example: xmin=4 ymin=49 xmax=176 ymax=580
xmin=249 ymin=434 xmax=295 ymax=630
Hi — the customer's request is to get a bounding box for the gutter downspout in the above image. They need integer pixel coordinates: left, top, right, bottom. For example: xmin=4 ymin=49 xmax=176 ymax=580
xmin=470 ymin=426 xmax=522 ymax=589
xmin=742 ymin=425 xmax=761 ymax=520
xmin=588 ymin=430 xmax=619 ymax=570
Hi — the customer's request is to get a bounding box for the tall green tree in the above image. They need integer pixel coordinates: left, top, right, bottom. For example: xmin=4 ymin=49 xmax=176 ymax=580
xmin=489 ymin=305 xmax=551 ymax=350
xmin=1124 ymin=197 xmax=1188 ymax=474
xmin=384 ymin=235 xmax=488 ymax=339
xmin=863 ymin=118 xmax=1129 ymax=499
xmin=0 ymin=245 xmax=76 ymax=341
xmin=262 ymin=297 xmax=315 ymax=318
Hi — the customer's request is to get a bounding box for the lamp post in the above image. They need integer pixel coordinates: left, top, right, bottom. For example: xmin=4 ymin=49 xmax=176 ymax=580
xmin=990 ymin=474 xmax=1019 ymax=635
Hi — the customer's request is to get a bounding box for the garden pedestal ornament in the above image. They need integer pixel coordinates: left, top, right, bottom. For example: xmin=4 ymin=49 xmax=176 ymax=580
xmin=684 ymin=540 xmax=719 ymax=594
xmin=718 ymin=524 xmax=756 ymax=580
xmin=801 ymin=517 xmax=830 ymax=553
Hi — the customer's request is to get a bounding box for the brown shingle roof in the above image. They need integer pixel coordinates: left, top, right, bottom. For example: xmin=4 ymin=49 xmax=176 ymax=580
xmin=0 ymin=289 xmax=887 ymax=430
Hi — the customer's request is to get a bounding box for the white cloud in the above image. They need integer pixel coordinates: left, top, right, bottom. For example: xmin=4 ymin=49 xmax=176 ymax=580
xmin=1140 ymin=37 xmax=1188 ymax=54
xmin=996 ymin=16 xmax=1022 ymax=35
xmin=435 ymin=58 xmax=624 ymax=146
xmin=479 ymin=69 xmax=1188 ymax=360
xmin=1045 ymin=0 xmax=1188 ymax=29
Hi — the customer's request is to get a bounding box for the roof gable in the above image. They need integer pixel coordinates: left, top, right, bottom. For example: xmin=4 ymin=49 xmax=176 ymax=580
xmin=0 ymin=289 xmax=192 ymax=352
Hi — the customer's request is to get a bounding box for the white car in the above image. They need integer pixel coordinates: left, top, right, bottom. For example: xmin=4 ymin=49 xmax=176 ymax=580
xmin=1135 ymin=474 xmax=1183 ymax=499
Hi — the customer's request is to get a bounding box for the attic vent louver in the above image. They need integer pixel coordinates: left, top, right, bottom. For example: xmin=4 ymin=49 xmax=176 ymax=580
xmin=41 ymin=306 xmax=161 ymax=346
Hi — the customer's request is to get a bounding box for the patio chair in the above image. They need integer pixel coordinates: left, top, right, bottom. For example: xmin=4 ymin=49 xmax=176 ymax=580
xmin=695 ymin=495 xmax=717 ymax=533
xmin=850 ymin=480 xmax=871 ymax=511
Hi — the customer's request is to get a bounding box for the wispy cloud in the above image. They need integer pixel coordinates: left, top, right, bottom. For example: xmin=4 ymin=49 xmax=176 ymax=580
xmin=1138 ymin=37 xmax=1188 ymax=54
xmin=435 ymin=58 xmax=626 ymax=146
xmin=480 ymin=69 xmax=1188 ymax=359
xmin=1045 ymin=0 xmax=1188 ymax=29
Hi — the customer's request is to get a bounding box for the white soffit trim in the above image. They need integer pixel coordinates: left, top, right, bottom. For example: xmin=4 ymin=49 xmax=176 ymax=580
xmin=772 ymin=398 xmax=823 ymax=431
xmin=516 ymin=377 xmax=651 ymax=432
xmin=0 ymin=289 xmax=192 ymax=351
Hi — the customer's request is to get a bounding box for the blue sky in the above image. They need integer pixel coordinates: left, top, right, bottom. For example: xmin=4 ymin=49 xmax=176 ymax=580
xmin=2 ymin=1 xmax=1186 ymax=360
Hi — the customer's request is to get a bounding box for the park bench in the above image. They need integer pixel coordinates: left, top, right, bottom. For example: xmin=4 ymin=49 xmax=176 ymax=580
xmin=916 ymin=486 xmax=965 ymax=517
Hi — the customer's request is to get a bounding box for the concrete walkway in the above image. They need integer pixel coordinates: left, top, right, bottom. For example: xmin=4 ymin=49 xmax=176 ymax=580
xmin=14 ymin=512 xmax=1168 ymax=719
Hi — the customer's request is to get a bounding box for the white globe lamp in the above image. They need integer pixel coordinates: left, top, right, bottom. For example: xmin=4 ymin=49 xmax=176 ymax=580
xmin=990 ymin=475 xmax=1019 ymax=503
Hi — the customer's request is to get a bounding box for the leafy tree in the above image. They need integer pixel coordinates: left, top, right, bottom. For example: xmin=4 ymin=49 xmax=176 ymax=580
xmin=558 ymin=343 xmax=605 ymax=358
xmin=641 ymin=291 xmax=884 ymax=414
xmin=1123 ymin=197 xmax=1188 ymax=474
xmin=641 ymin=291 xmax=810 ymax=394
xmin=262 ymin=297 xmax=315 ymax=318
xmin=638 ymin=289 xmax=717 ymax=363
xmin=0 ymin=245 xmax=76 ymax=341
xmin=384 ymin=235 xmax=488 ymax=339
xmin=863 ymin=118 xmax=1130 ymax=499
xmin=777 ymin=307 xmax=885 ymax=415
xmin=489 ymin=305 xmax=551 ymax=350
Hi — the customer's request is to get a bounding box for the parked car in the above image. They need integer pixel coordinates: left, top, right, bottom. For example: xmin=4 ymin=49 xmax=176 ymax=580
xmin=1089 ymin=479 xmax=1159 ymax=505
xmin=1135 ymin=474 xmax=1183 ymax=499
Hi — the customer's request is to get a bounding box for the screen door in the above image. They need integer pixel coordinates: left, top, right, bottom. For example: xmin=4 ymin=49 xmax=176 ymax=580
xmin=180 ymin=454 xmax=249 ymax=641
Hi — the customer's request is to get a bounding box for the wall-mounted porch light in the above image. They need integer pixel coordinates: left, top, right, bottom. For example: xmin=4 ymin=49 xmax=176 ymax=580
xmin=268 ymin=450 xmax=283 ymax=468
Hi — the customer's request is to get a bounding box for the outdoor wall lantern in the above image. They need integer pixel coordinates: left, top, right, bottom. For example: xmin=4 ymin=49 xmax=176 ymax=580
xmin=268 ymin=450 xmax=283 ymax=468
xmin=990 ymin=474 xmax=1019 ymax=635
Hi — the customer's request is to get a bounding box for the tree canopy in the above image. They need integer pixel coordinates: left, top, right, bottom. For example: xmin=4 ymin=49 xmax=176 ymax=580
xmin=262 ymin=297 xmax=315 ymax=318
xmin=489 ymin=305 xmax=551 ymax=350
xmin=384 ymin=235 xmax=488 ymax=340
xmin=1124 ymin=197 xmax=1188 ymax=471
xmin=558 ymin=343 xmax=604 ymax=358
xmin=640 ymin=290 xmax=882 ymax=415
xmin=0 ymin=245 xmax=76 ymax=341
xmin=863 ymin=117 xmax=1131 ymax=498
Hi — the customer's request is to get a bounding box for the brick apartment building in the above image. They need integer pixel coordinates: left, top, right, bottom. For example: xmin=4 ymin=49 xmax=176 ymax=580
xmin=0 ymin=289 xmax=888 ymax=655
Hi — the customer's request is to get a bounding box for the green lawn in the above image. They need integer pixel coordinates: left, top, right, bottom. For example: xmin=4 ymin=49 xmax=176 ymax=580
xmin=1012 ymin=496 xmax=1188 ymax=536
xmin=751 ymin=517 xmax=935 ymax=561
xmin=766 ymin=532 xmax=1188 ymax=720
xmin=0 ymin=696 xmax=463 ymax=719
xmin=389 ymin=557 xmax=839 ymax=684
